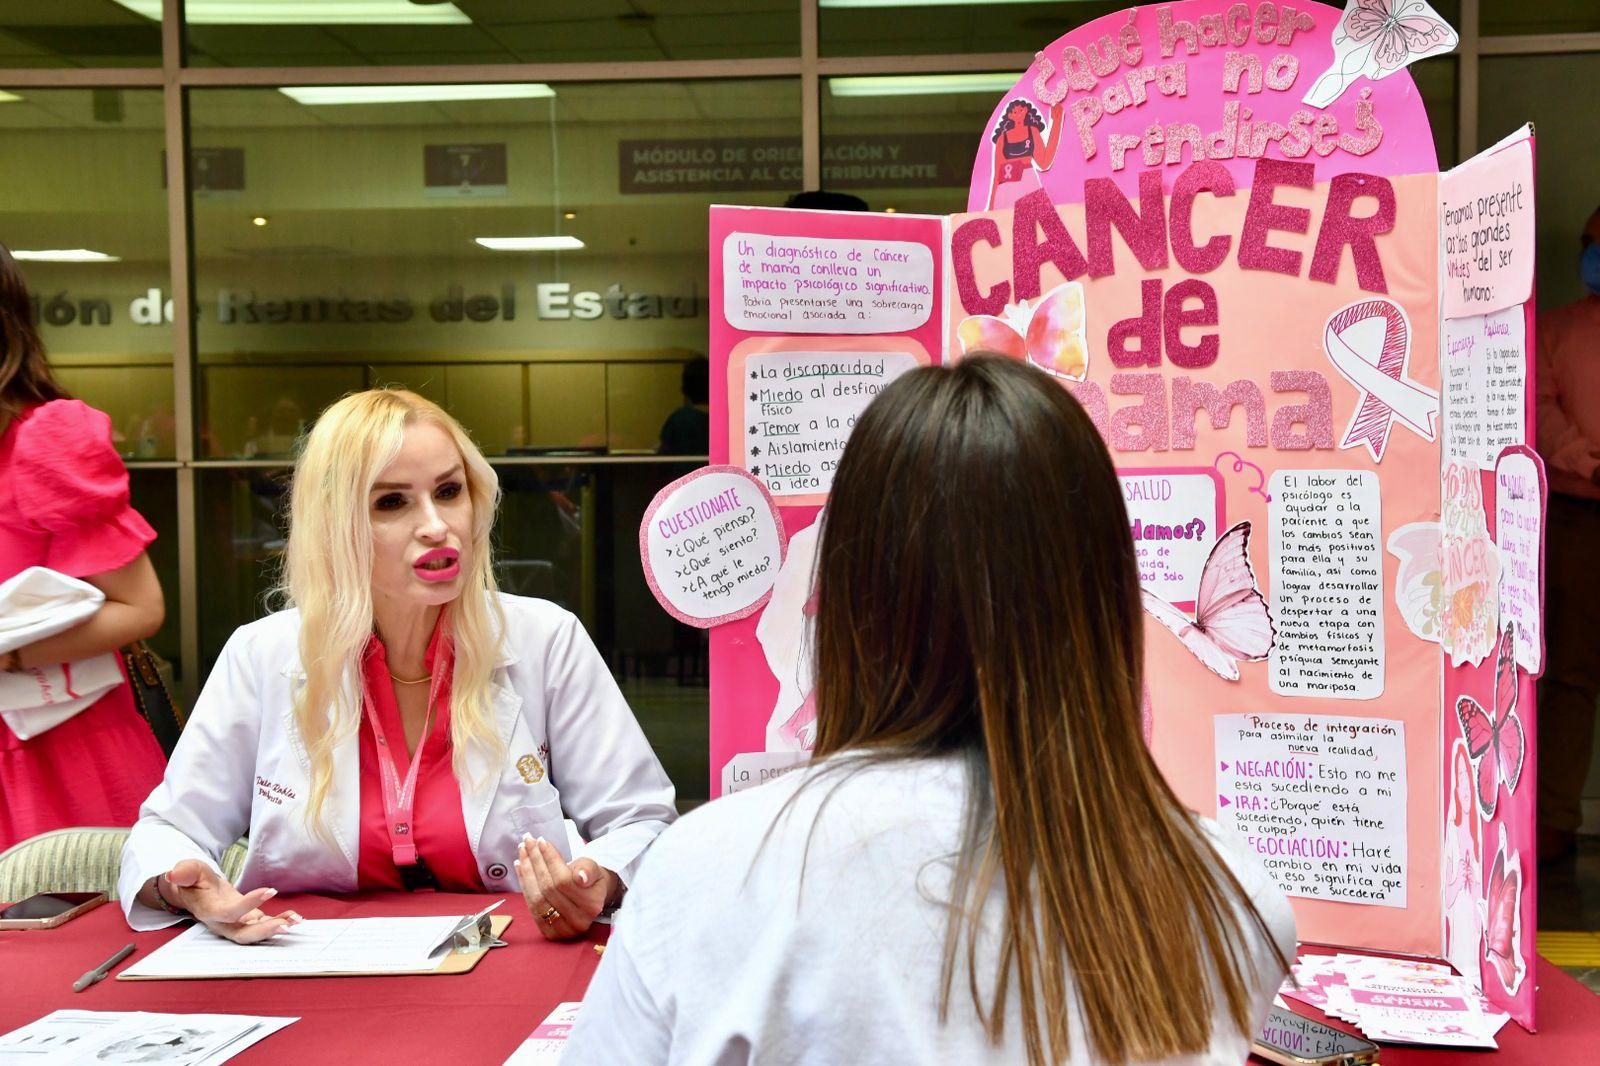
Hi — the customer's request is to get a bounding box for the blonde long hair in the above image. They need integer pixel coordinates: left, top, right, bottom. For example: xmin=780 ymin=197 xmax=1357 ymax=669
xmin=278 ymin=388 xmax=506 ymax=836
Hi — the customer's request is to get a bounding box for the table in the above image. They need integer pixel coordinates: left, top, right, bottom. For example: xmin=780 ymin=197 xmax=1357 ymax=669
xmin=1250 ymin=957 xmax=1600 ymax=1065
xmin=0 ymin=891 xmax=606 ymax=1064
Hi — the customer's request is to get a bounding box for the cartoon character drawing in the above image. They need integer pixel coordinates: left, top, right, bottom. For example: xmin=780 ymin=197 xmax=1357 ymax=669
xmin=1443 ymin=739 xmax=1484 ymax=990
xmin=756 ymin=511 xmax=823 ymax=752
xmin=985 ymin=97 xmax=1066 ymax=211
xmin=956 ymin=281 xmax=1089 ymax=381
xmin=1140 ymin=522 xmax=1276 ymax=681
xmin=1481 ymin=824 xmax=1525 ymax=995
xmin=1455 ymin=623 xmax=1525 ymax=820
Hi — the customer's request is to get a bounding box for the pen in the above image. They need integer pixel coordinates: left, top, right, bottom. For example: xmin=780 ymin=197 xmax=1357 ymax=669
xmin=73 ymin=943 xmax=134 ymax=992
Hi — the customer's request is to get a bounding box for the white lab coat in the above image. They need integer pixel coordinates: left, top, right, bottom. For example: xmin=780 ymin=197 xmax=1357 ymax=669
xmin=566 ymin=754 xmax=1295 ymax=1065
xmin=119 ymin=593 xmax=677 ymax=930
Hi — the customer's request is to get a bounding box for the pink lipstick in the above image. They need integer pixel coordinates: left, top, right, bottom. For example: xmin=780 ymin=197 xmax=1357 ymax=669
xmin=413 ymin=547 xmax=460 ymax=582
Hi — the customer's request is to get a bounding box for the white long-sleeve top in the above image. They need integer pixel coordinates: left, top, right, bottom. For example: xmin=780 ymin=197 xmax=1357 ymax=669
xmin=118 ymin=593 xmax=676 ymax=929
xmin=566 ymin=753 xmax=1294 ymax=1065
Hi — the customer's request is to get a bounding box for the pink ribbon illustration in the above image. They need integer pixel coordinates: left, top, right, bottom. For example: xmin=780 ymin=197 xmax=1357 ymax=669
xmin=1324 ymin=298 xmax=1439 ymax=462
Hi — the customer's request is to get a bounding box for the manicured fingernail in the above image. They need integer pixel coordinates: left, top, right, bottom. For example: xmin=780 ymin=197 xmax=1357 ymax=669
xmin=263 ymin=889 xmax=277 ymax=898
xmin=523 ymin=833 xmax=535 ymax=843
xmin=575 ymin=870 xmax=590 ymax=886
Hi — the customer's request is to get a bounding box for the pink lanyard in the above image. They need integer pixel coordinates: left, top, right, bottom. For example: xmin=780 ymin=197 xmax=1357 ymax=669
xmin=361 ymin=671 xmax=440 ymax=870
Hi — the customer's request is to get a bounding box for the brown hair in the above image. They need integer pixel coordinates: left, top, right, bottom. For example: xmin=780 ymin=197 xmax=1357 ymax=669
xmin=0 ymin=243 xmax=68 ymax=421
xmin=809 ymin=355 xmax=1285 ymax=1064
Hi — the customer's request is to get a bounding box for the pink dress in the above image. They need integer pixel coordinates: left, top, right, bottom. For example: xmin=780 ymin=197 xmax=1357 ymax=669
xmin=0 ymin=399 xmax=167 ymax=851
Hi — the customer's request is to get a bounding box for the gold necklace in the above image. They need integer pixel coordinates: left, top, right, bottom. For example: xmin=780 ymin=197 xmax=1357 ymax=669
xmin=388 ymin=671 xmax=432 ymax=685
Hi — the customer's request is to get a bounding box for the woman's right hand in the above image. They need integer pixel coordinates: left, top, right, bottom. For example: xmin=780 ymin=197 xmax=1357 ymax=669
xmin=158 ymin=859 xmax=303 ymax=944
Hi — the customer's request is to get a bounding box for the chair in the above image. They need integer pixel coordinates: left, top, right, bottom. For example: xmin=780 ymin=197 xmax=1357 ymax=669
xmin=0 ymin=827 xmax=248 ymax=902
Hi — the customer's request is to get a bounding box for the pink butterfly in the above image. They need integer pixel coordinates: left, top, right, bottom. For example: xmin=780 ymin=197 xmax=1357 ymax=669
xmin=1140 ymin=522 xmax=1275 ymax=682
xmin=1455 ymin=624 xmax=1524 ymax=821
xmin=956 ymin=280 xmax=1088 ymax=381
xmin=1346 ymin=0 xmax=1457 ymax=71
xmin=1481 ymin=832 xmax=1525 ymax=994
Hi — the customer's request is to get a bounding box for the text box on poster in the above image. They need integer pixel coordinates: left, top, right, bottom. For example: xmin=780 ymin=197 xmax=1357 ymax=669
xmin=744 ymin=349 xmax=919 ymax=499
xmin=1120 ymin=469 xmax=1224 ymax=608
xmin=1215 ymin=713 xmax=1408 ymax=908
xmin=1440 ymin=133 xmax=1534 ymax=318
xmin=640 ymin=466 xmax=786 ymax=628
xmin=1269 ymin=470 xmax=1385 ymax=700
xmin=1494 ymin=448 xmax=1545 ymax=675
xmin=721 ymin=750 xmax=809 ymax=796
xmin=1443 ymin=305 xmax=1526 ymax=470
xmin=722 ymin=231 xmax=934 ymax=334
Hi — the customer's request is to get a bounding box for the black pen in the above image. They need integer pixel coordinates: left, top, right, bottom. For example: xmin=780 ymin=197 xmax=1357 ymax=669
xmin=73 ymin=943 xmax=135 ymax=992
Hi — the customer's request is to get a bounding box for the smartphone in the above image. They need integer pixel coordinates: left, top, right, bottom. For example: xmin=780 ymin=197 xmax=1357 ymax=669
xmin=0 ymin=891 xmax=107 ymax=930
xmin=1252 ymin=1006 xmax=1380 ymax=1066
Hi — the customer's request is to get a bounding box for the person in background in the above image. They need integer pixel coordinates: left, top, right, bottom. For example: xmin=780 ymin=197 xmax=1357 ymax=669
xmin=1534 ymin=205 xmax=1600 ymax=864
xmin=566 ymin=356 xmax=1293 ymax=1065
xmin=120 ymin=389 xmax=676 ymax=941
xmin=656 ymin=356 xmax=709 ymax=456
xmin=0 ymin=242 xmax=167 ymax=851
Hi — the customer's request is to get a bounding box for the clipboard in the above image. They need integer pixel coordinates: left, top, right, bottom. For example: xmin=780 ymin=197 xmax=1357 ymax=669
xmin=118 ymin=915 xmax=514 ymax=981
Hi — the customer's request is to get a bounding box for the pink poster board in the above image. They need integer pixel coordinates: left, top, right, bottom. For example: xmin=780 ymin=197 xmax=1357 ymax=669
xmin=1437 ymin=125 xmax=1540 ymax=1029
xmin=697 ymin=0 xmax=1541 ymax=1035
xmin=707 ymin=206 xmax=947 ymax=794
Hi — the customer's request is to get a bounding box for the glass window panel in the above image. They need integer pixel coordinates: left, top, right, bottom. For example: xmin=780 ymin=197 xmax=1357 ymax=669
xmin=1414 ymin=56 xmax=1458 ymax=169
xmin=183 ymin=1 xmax=798 ymax=67
xmin=0 ymin=1 xmax=161 ymax=68
xmin=1482 ymin=0 xmax=1600 ymax=36
xmin=129 ymin=469 xmax=182 ymax=680
xmin=1480 ymin=54 xmax=1600 ymax=312
xmin=190 ymin=79 xmax=797 ymax=458
xmin=0 ymin=88 xmax=173 ymax=457
xmin=821 ymin=76 xmax=1015 ymax=216
xmin=196 ymin=461 xmax=709 ymax=801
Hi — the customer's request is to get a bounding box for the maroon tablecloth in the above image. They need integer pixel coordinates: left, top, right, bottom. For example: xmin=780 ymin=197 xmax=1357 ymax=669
xmin=0 ymin=892 xmax=606 ymax=1063
xmin=5 ymin=903 xmax=1594 ymax=1064
xmin=1251 ymin=956 xmax=1600 ymax=1065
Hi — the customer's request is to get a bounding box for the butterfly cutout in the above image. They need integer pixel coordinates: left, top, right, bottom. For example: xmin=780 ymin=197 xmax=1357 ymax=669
xmin=1141 ymin=522 xmax=1275 ymax=682
xmin=1481 ymin=828 xmax=1525 ymax=995
xmin=956 ymin=280 xmax=1088 ymax=381
xmin=1456 ymin=624 xmax=1525 ymax=822
xmin=1304 ymin=0 xmax=1459 ymax=108
xmin=1386 ymin=520 xmax=1443 ymax=643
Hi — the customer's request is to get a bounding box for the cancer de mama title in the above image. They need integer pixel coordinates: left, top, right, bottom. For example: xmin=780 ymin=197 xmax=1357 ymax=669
xmin=951 ymin=42 xmax=1407 ymax=446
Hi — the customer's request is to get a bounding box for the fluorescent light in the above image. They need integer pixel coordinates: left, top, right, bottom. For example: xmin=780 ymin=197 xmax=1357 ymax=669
xmin=280 ymin=83 xmax=553 ymax=106
xmin=828 ymin=74 xmax=1019 ymax=97
xmin=11 ymin=249 xmax=121 ymax=262
xmin=112 ymin=1 xmax=470 ymax=24
xmin=0 ymin=91 xmax=20 ymax=103
xmin=475 ymin=236 xmax=584 ymax=252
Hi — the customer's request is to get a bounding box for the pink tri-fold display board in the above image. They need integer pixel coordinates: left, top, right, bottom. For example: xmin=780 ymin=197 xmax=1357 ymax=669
xmin=686 ymin=0 xmax=1542 ymax=1031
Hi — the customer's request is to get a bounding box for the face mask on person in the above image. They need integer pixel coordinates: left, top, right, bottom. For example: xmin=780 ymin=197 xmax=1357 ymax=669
xmin=1582 ymin=242 xmax=1600 ymax=296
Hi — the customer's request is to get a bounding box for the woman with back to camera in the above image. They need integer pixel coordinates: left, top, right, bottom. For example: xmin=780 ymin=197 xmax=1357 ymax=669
xmin=0 ymin=243 xmax=167 ymax=851
xmin=120 ymin=388 xmax=676 ymax=941
xmin=566 ymin=355 xmax=1294 ymax=1064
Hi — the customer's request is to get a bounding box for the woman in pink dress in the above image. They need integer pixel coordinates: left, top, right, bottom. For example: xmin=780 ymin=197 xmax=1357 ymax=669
xmin=0 ymin=244 xmax=167 ymax=850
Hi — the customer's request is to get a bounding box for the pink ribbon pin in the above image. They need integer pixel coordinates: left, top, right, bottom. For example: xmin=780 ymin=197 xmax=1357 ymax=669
xmin=1324 ymin=298 xmax=1439 ymax=462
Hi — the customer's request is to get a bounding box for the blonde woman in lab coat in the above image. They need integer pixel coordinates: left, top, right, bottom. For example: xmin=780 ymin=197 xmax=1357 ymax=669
xmin=120 ymin=389 xmax=675 ymax=942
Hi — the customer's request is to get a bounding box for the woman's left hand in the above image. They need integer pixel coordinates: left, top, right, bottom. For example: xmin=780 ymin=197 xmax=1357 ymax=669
xmin=516 ymin=834 xmax=619 ymax=940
